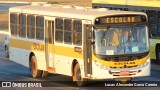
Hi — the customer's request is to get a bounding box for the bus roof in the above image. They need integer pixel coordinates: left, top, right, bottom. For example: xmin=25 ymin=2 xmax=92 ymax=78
xmin=9 ymin=4 xmax=146 ymax=20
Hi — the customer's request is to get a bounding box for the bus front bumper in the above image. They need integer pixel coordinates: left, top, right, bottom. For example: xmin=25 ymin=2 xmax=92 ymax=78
xmin=90 ymin=59 xmax=150 ymax=80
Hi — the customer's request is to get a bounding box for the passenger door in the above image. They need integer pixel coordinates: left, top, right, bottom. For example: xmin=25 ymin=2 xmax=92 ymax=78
xmin=45 ymin=17 xmax=55 ymax=69
xmin=83 ymin=20 xmax=92 ymax=77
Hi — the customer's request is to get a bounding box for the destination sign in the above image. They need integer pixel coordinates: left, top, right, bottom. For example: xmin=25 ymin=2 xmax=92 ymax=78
xmin=95 ymin=15 xmax=146 ymax=24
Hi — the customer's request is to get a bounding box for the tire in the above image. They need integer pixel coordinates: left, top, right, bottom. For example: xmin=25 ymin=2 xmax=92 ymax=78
xmin=31 ymin=56 xmax=42 ymax=78
xmin=73 ymin=63 xmax=87 ymax=86
xmin=156 ymin=47 xmax=160 ymax=63
xmin=41 ymin=71 xmax=48 ymax=78
xmin=4 ymin=46 xmax=9 ymax=58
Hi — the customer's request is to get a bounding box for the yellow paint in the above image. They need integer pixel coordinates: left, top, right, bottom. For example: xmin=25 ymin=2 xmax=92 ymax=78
xmin=9 ymin=38 xmax=83 ymax=59
xmin=33 ymin=43 xmax=45 ymax=51
xmin=93 ymin=0 xmax=160 ymax=8
xmin=9 ymin=38 xmax=45 ymax=52
xmin=93 ymin=0 xmax=126 ymax=5
xmin=10 ymin=38 xmax=149 ymax=67
xmin=54 ymin=45 xmax=83 ymax=59
xmin=149 ymin=38 xmax=160 ymax=60
xmin=92 ymin=53 xmax=149 ymax=68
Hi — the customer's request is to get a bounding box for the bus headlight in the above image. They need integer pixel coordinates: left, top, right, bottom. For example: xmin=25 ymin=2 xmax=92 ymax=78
xmin=94 ymin=60 xmax=109 ymax=70
xmin=138 ymin=58 xmax=150 ymax=68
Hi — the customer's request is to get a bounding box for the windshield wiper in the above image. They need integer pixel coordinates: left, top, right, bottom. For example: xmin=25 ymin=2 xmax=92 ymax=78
xmin=100 ymin=26 xmax=110 ymax=44
xmin=131 ymin=24 xmax=138 ymax=42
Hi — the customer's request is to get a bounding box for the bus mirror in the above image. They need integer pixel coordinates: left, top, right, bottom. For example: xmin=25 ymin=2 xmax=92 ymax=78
xmin=90 ymin=38 xmax=95 ymax=44
xmin=89 ymin=25 xmax=96 ymax=44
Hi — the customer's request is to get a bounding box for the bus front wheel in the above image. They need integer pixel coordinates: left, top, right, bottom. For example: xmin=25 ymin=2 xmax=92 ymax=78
xmin=31 ymin=56 xmax=42 ymax=78
xmin=73 ymin=63 xmax=87 ymax=86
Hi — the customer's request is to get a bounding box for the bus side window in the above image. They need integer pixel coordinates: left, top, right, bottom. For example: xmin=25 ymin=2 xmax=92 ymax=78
xmin=10 ymin=13 xmax=19 ymax=36
xmin=73 ymin=20 xmax=82 ymax=45
xmin=146 ymin=10 xmax=157 ymax=38
xmin=36 ymin=16 xmax=44 ymax=40
xmin=19 ymin=14 xmax=26 ymax=38
xmin=64 ymin=19 xmax=72 ymax=44
xmin=55 ymin=18 xmax=63 ymax=42
xmin=48 ymin=21 xmax=52 ymax=44
xmin=158 ymin=11 xmax=160 ymax=35
xmin=27 ymin=15 xmax=35 ymax=39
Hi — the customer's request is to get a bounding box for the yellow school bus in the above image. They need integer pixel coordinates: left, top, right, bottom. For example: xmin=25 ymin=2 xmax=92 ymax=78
xmin=92 ymin=0 xmax=160 ymax=63
xmin=9 ymin=3 xmax=150 ymax=86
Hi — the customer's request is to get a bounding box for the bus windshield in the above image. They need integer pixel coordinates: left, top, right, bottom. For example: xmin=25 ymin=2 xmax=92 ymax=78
xmin=94 ymin=25 xmax=149 ymax=55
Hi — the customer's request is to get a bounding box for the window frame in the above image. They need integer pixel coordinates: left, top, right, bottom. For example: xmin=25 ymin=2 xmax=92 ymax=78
xmin=55 ymin=18 xmax=64 ymax=42
xmin=10 ymin=13 xmax=19 ymax=36
xmin=73 ymin=20 xmax=82 ymax=46
xmin=27 ymin=14 xmax=36 ymax=39
xmin=19 ymin=14 xmax=27 ymax=38
xmin=36 ymin=15 xmax=44 ymax=40
xmin=64 ymin=19 xmax=72 ymax=44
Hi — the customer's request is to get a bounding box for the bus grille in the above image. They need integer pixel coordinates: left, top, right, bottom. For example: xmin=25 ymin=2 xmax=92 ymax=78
xmin=110 ymin=65 xmax=138 ymax=68
xmin=109 ymin=70 xmax=141 ymax=76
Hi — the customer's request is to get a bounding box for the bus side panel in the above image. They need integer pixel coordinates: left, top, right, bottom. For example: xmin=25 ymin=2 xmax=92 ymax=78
xmin=53 ymin=44 xmax=84 ymax=77
xmin=10 ymin=47 xmax=30 ymax=67
xmin=34 ymin=51 xmax=47 ymax=71
xmin=9 ymin=37 xmax=47 ymax=70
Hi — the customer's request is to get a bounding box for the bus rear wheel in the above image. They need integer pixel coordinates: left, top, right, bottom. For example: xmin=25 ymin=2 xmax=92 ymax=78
xmin=41 ymin=71 xmax=48 ymax=77
xmin=73 ymin=63 xmax=87 ymax=86
xmin=156 ymin=47 xmax=160 ymax=63
xmin=31 ymin=56 xmax=42 ymax=78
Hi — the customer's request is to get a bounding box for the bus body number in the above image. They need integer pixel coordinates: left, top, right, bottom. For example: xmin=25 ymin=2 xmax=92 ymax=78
xmin=33 ymin=43 xmax=45 ymax=51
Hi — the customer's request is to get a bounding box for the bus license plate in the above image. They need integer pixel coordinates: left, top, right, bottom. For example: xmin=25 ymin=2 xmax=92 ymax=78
xmin=120 ymin=70 xmax=129 ymax=76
